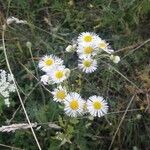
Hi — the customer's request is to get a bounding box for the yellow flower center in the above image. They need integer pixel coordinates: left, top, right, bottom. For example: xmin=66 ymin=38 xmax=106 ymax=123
xmin=84 ymin=35 xmax=92 ymax=42
xmin=55 ymin=71 xmax=64 ymax=79
xmin=99 ymin=42 xmax=107 ymax=49
xmin=93 ymin=101 xmax=103 ymax=110
xmin=84 ymin=46 xmax=93 ymax=54
xmin=56 ymin=90 xmax=66 ymax=100
xmin=45 ymin=59 xmax=53 ymax=66
xmin=70 ymin=100 xmax=79 ymax=110
xmin=83 ymin=60 xmax=92 ymax=67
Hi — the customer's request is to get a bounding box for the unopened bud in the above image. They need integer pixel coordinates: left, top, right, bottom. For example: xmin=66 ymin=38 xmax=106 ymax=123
xmin=110 ymin=55 xmax=120 ymax=63
xmin=26 ymin=41 xmax=32 ymax=49
xmin=65 ymin=68 xmax=71 ymax=78
xmin=65 ymin=44 xmax=76 ymax=52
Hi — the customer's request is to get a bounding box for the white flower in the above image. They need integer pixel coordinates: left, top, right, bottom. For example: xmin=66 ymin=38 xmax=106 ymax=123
xmin=64 ymin=92 xmax=84 ymax=117
xmin=6 ymin=16 xmax=27 ymax=25
xmin=52 ymin=85 xmax=67 ymax=102
xmin=4 ymin=98 xmax=10 ymax=107
xmin=38 ymin=55 xmax=63 ymax=72
xmin=87 ymin=95 xmax=108 ymax=117
xmin=0 ymin=70 xmax=15 ymax=107
xmin=96 ymin=38 xmax=114 ymax=54
xmin=110 ymin=55 xmax=120 ymax=63
xmin=77 ymin=44 xmax=97 ymax=57
xmin=65 ymin=44 xmax=76 ymax=52
xmin=78 ymin=56 xmax=97 ymax=73
xmin=50 ymin=66 xmax=69 ymax=84
xmin=40 ymin=74 xmax=54 ymax=85
xmin=64 ymin=68 xmax=71 ymax=78
xmin=77 ymin=32 xmax=98 ymax=45
xmin=8 ymin=84 xmax=16 ymax=92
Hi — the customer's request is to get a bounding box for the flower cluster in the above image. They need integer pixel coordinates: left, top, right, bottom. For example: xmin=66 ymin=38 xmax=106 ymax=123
xmin=39 ymin=55 xmax=70 ymax=85
xmin=38 ymin=32 xmax=114 ymax=118
xmin=0 ymin=70 xmax=15 ymax=107
xmin=51 ymin=87 xmax=108 ymax=118
xmin=66 ymin=32 xmax=120 ymax=73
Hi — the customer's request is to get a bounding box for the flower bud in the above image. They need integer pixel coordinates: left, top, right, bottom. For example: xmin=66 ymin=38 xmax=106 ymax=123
xmin=65 ymin=68 xmax=71 ymax=78
xmin=65 ymin=44 xmax=76 ymax=52
xmin=110 ymin=55 xmax=120 ymax=63
xmin=26 ymin=41 xmax=32 ymax=49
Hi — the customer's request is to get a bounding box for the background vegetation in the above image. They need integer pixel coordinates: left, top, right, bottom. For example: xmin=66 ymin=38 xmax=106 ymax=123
xmin=0 ymin=0 xmax=150 ymax=149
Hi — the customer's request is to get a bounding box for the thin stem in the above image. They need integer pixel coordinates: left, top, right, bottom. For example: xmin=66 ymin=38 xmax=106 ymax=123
xmin=122 ymin=38 xmax=150 ymax=59
xmin=28 ymin=44 xmax=46 ymax=105
xmin=19 ymin=61 xmax=52 ymax=95
xmin=2 ymin=24 xmax=42 ymax=150
xmin=0 ymin=143 xmax=23 ymax=150
xmin=108 ymin=94 xmax=136 ymax=150
xmin=8 ymin=82 xmax=40 ymax=124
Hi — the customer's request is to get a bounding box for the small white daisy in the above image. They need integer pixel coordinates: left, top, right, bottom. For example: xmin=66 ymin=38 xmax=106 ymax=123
xmin=38 ymin=55 xmax=63 ymax=72
xmin=77 ymin=44 xmax=97 ymax=57
xmin=96 ymin=38 xmax=114 ymax=54
xmin=78 ymin=56 xmax=97 ymax=73
xmin=52 ymin=85 xmax=67 ymax=102
xmin=64 ymin=92 xmax=84 ymax=117
xmin=50 ymin=66 xmax=69 ymax=84
xmin=77 ymin=32 xmax=98 ymax=45
xmin=87 ymin=95 xmax=108 ymax=117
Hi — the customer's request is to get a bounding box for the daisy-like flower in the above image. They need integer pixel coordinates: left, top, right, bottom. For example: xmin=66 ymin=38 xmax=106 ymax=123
xmin=87 ymin=95 xmax=108 ymax=117
xmin=78 ymin=56 xmax=97 ymax=73
xmin=40 ymin=74 xmax=54 ymax=85
xmin=50 ymin=66 xmax=69 ymax=84
xmin=77 ymin=44 xmax=97 ymax=57
xmin=52 ymin=85 xmax=67 ymax=102
xmin=64 ymin=92 xmax=84 ymax=117
xmin=96 ymin=38 xmax=114 ymax=54
xmin=38 ymin=55 xmax=63 ymax=72
xmin=77 ymin=32 xmax=97 ymax=45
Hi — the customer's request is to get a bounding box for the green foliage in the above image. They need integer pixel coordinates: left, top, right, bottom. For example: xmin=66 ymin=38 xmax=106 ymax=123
xmin=0 ymin=0 xmax=150 ymax=149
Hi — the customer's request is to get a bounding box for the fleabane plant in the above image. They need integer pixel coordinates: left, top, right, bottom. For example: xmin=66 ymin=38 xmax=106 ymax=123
xmin=0 ymin=70 xmax=15 ymax=107
xmin=39 ymin=55 xmax=70 ymax=84
xmin=38 ymin=32 xmax=121 ymax=119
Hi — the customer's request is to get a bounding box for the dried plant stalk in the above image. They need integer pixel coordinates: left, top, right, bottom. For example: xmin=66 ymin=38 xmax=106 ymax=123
xmin=0 ymin=123 xmax=37 ymax=132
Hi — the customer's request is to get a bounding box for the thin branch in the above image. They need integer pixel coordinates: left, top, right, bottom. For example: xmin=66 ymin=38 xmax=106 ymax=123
xmin=107 ymin=108 xmax=145 ymax=115
xmin=145 ymin=93 xmax=150 ymax=112
xmin=102 ymin=60 xmax=141 ymax=91
xmin=28 ymin=44 xmax=46 ymax=104
xmin=2 ymin=24 xmax=42 ymax=150
xmin=110 ymin=64 xmax=141 ymax=91
xmin=114 ymin=38 xmax=150 ymax=53
xmin=19 ymin=61 xmax=52 ymax=94
xmin=122 ymin=39 xmax=150 ymax=59
xmin=0 ymin=143 xmax=23 ymax=150
xmin=108 ymin=94 xmax=136 ymax=150
xmin=8 ymin=82 xmax=40 ymax=124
